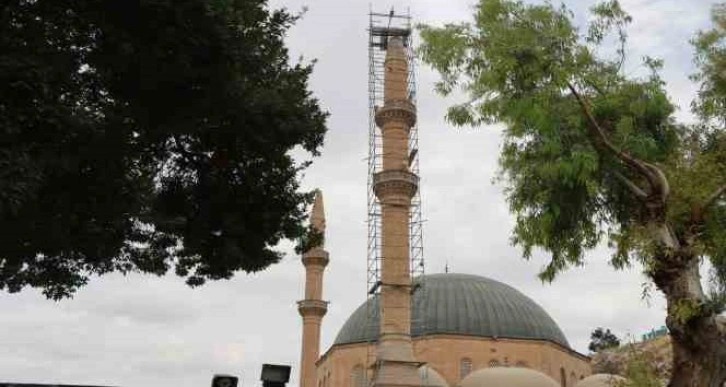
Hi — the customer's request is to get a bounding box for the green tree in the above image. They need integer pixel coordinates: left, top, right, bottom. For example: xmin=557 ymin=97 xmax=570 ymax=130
xmin=0 ymin=0 xmax=327 ymax=300
xmin=418 ymin=1 xmax=726 ymax=385
xmin=589 ymin=327 xmax=621 ymax=353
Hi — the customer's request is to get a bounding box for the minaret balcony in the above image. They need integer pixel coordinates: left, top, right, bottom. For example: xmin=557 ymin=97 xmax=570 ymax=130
xmin=375 ymin=99 xmax=416 ymax=128
xmin=302 ymin=248 xmax=329 ymax=267
xmin=297 ymin=299 xmax=329 ymax=317
xmin=373 ymin=170 xmax=419 ymax=203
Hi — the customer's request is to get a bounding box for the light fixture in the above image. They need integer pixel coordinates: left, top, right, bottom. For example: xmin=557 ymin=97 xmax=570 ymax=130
xmin=211 ymin=374 xmax=238 ymax=387
xmin=260 ymin=363 xmax=291 ymax=387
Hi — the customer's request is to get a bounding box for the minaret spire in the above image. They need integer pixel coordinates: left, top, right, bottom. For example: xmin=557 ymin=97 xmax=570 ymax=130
xmin=298 ymin=189 xmax=329 ymax=387
xmin=310 ymin=189 xmax=325 ymax=241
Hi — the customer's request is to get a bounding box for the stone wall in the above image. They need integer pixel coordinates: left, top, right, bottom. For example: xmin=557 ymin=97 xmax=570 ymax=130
xmin=316 ymin=335 xmax=591 ymax=387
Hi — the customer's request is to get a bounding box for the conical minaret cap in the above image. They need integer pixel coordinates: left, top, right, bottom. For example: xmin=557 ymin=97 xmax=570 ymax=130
xmin=310 ymin=189 xmax=325 ymax=235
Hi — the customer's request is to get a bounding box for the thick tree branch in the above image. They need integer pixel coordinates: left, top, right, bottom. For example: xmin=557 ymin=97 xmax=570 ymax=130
xmin=644 ymin=163 xmax=670 ymax=203
xmin=566 ymin=81 xmax=666 ymax=197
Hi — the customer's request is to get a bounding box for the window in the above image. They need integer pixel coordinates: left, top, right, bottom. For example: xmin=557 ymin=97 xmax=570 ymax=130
xmin=570 ymin=371 xmax=576 ymax=385
xmin=515 ymin=361 xmax=528 ymax=368
xmin=560 ymin=368 xmax=566 ymax=387
xmin=460 ymin=358 xmax=473 ymax=379
xmin=351 ymin=365 xmax=365 ymax=387
xmin=489 ymin=359 xmax=500 ymax=367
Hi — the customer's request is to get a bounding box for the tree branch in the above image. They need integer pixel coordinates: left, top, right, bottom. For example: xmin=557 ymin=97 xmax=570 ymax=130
xmin=644 ymin=162 xmax=670 ymax=202
xmin=691 ymin=183 xmax=726 ymax=225
xmin=703 ymin=184 xmax=726 ymax=213
xmin=613 ymin=170 xmax=648 ymax=200
xmin=566 ymin=81 xmax=668 ymax=201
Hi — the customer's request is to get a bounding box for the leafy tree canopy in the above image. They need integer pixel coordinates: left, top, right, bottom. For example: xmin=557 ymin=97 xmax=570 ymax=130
xmin=0 ymin=0 xmax=327 ymax=299
xmin=419 ymin=0 xmax=725 ymax=305
xmin=419 ymin=1 xmax=726 ymax=384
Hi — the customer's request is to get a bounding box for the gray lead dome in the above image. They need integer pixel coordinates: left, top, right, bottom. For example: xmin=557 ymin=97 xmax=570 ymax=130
xmin=333 ymin=273 xmax=569 ymax=348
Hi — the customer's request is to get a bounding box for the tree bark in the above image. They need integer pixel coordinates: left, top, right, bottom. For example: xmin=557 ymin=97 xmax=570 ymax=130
xmin=652 ymin=248 xmax=726 ymax=387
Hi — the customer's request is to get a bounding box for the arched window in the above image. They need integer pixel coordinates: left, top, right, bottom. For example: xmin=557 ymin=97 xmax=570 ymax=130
xmin=560 ymin=367 xmax=566 ymax=387
xmin=570 ymin=371 xmax=576 ymax=385
xmin=460 ymin=357 xmax=473 ymax=379
xmin=489 ymin=359 xmax=500 ymax=367
xmin=351 ymin=364 xmax=365 ymax=387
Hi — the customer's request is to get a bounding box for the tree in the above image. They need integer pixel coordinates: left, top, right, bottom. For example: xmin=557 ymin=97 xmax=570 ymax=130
xmin=590 ymin=327 xmax=621 ymax=353
xmin=0 ymin=0 xmax=327 ymax=300
xmin=418 ymin=1 xmax=726 ymax=385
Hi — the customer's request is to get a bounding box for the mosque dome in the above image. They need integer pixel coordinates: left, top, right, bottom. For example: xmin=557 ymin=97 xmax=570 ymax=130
xmin=458 ymin=367 xmax=560 ymax=387
xmin=334 ymin=273 xmax=569 ymax=347
xmin=575 ymin=374 xmax=628 ymax=387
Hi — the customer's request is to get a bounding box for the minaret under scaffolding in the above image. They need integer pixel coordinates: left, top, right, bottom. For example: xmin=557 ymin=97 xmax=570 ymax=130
xmin=297 ymin=190 xmax=329 ymax=387
xmin=371 ymin=34 xmax=421 ymax=387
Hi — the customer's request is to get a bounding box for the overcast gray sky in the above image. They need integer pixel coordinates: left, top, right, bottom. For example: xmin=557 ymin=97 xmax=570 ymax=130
xmin=0 ymin=0 xmax=717 ymax=386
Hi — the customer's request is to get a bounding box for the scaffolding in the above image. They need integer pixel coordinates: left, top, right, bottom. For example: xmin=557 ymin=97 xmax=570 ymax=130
xmin=365 ymin=7 xmax=426 ymax=384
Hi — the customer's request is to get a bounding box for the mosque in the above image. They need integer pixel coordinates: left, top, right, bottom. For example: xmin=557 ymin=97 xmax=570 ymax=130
xmin=294 ymin=11 xmax=623 ymax=387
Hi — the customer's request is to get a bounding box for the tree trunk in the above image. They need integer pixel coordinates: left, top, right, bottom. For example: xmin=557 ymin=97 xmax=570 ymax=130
xmin=653 ymin=251 xmax=726 ymax=387
xmin=669 ymin=336 xmax=726 ymax=387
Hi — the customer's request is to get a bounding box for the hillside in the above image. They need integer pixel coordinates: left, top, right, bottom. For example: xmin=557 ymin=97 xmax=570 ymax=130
xmin=590 ymin=335 xmax=672 ymax=383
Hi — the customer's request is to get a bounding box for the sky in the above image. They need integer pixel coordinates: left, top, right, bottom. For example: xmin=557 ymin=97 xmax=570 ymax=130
xmin=0 ymin=0 xmax=718 ymax=386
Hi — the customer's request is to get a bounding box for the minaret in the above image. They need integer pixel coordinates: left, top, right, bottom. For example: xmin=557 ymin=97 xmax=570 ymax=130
xmin=297 ymin=190 xmax=329 ymax=387
xmin=372 ymin=35 xmax=420 ymax=387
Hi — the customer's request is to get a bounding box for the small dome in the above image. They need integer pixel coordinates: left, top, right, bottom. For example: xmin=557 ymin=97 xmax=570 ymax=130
xmin=419 ymin=366 xmax=449 ymax=387
xmin=335 ymin=273 xmax=569 ymax=347
xmin=575 ymin=374 xmax=628 ymax=387
xmin=458 ymin=367 xmax=559 ymax=387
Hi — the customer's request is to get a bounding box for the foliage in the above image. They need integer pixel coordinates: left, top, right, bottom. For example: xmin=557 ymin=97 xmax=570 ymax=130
xmin=418 ymin=0 xmax=725 ymax=307
xmin=622 ymin=346 xmax=664 ymax=387
xmin=419 ymin=1 xmax=726 ymax=382
xmin=691 ymin=3 xmax=726 ymax=304
xmin=0 ymin=0 xmax=328 ymax=299
xmin=589 ymin=327 xmax=621 ymax=353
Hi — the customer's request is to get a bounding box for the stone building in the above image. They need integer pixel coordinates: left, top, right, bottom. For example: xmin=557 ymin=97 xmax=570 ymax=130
xmin=296 ymin=22 xmax=591 ymax=387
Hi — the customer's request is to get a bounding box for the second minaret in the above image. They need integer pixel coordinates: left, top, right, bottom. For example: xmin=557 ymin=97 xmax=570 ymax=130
xmin=298 ymin=190 xmax=329 ymax=387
